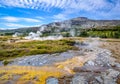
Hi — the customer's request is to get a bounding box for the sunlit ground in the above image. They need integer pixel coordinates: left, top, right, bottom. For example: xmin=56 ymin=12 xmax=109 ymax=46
xmin=0 ymin=36 xmax=120 ymax=84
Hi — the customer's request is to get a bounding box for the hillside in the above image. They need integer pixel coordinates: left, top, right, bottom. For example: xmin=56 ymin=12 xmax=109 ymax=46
xmin=0 ymin=17 xmax=120 ymax=36
xmin=0 ymin=27 xmax=39 ymax=36
xmin=47 ymin=17 xmax=120 ymax=29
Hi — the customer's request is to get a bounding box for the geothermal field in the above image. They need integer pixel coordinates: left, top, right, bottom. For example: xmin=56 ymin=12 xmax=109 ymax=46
xmin=0 ymin=0 xmax=120 ymax=84
xmin=0 ymin=36 xmax=120 ymax=84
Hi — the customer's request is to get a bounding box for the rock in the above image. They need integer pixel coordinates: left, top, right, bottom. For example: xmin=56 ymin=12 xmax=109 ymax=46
xmin=107 ymin=69 xmax=120 ymax=78
xmin=72 ymin=75 xmax=88 ymax=84
xmin=95 ymin=76 xmax=103 ymax=83
xmin=100 ymin=69 xmax=120 ymax=84
xmin=58 ymin=75 xmax=73 ymax=84
xmin=115 ymin=63 xmax=120 ymax=68
xmin=73 ymin=66 xmax=108 ymax=73
xmin=85 ymin=60 xmax=95 ymax=66
xmin=103 ymin=76 xmax=116 ymax=84
xmin=88 ymin=80 xmax=99 ymax=84
xmin=94 ymin=52 xmax=111 ymax=67
xmin=46 ymin=78 xmax=58 ymax=84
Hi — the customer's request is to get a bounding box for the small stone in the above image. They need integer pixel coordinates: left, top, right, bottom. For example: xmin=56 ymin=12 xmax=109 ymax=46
xmin=72 ymin=75 xmax=88 ymax=84
xmin=86 ymin=60 xmax=95 ymax=66
xmin=95 ymin=76 xmax=103 ymax=83
xmin=103 ymin=76 xmax=116 ymax=84
xmin=115 ymin=63 xmax=120 ymax=68
xmin=46 ymin=78 xmax=58 ymax=84
xmin=107 ymin=69 xmax=120 ymax=78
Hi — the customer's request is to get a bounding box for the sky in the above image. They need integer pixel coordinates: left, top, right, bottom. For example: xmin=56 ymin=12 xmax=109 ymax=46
xmin=0 ymin=0 xmax=120 ymax=29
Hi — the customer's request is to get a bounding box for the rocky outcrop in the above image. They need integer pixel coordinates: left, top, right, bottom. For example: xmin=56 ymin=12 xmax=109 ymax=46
xmin=71 ymin=38 xmax=120 ymax=84
xmin=46 ymin=38 xmax=120 ymax=84
xmin=43 ymin=17 xmax=120 ymax=30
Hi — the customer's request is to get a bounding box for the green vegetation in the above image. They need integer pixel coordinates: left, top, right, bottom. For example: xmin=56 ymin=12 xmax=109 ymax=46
xmin=0 ymin=27 xmax=39 ymax=36
xmin=0 ymin=38 xmax=77 ymax=61
xmin=0 ymin=36 xmax=13 ymax=41
xmin=3 ymin=60 xmax=12 ymax=66
xmin=79 ymin=26 xmax=120 ymax=38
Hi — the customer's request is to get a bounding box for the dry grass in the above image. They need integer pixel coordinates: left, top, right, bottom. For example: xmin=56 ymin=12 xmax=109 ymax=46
xmin=101 ymin=39 xmax=120 ymax=63
xmin=0 ymin=66 xmax=68 ymax=84
xmin=0 ymin=55 xmax=89 ymax=84
xmin=55 ymin=57 xmax=84 ymax=74
xmin=54 ymin=51 xmax=97 ymax=74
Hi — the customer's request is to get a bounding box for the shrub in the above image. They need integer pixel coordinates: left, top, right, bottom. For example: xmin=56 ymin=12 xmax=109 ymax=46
xmin=3 ymin=60 xmax=11 ymax=66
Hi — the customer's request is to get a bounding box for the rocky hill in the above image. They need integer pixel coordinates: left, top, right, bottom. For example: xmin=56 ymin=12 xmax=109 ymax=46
xmin=0 ymin=17 xmax=120 ymax=36
xmin=46 ymin=17 xmax=120 ymax=29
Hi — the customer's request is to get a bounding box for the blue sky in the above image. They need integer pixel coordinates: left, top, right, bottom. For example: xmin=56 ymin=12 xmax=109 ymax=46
xmin=0 ymin=0 xmax=120 ymax=29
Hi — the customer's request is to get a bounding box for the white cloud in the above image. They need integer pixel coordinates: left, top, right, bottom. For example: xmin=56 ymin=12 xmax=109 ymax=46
xmin=95 ymin=0 xmax=120 ymax=19
xmin=21 ymin=17 xmax=41 ymax=22
xmin=35 ymin=16 xmax=45 ymax=20
xmin=0 ymin=28 xmax=6 ymax=30
xmin=53 ymin=13 xmax=68 ymax=21
xmin=2 ymin=16 xmax=19 ymax=22
xmin=0 ymin=0 xmax=108 ymax=10
xmin=2 ymin=22 xmax=41 ymax=28
xmin=4 ymin=23 xmax=27 ymax=27
xmin=52 ymin=0 xmax=120 ymax=21
xmin=0 ymin=0 xmax=114 ymax=11
xmin=0 ymin=4 xmax=1 ymax=6
xmin=1 ymin=16 xmax=41 ymax=22
xmin=0 ymin=0 xmax=119 ymax=20
xmin=0 ymin=22 xmax=42 ymax=29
